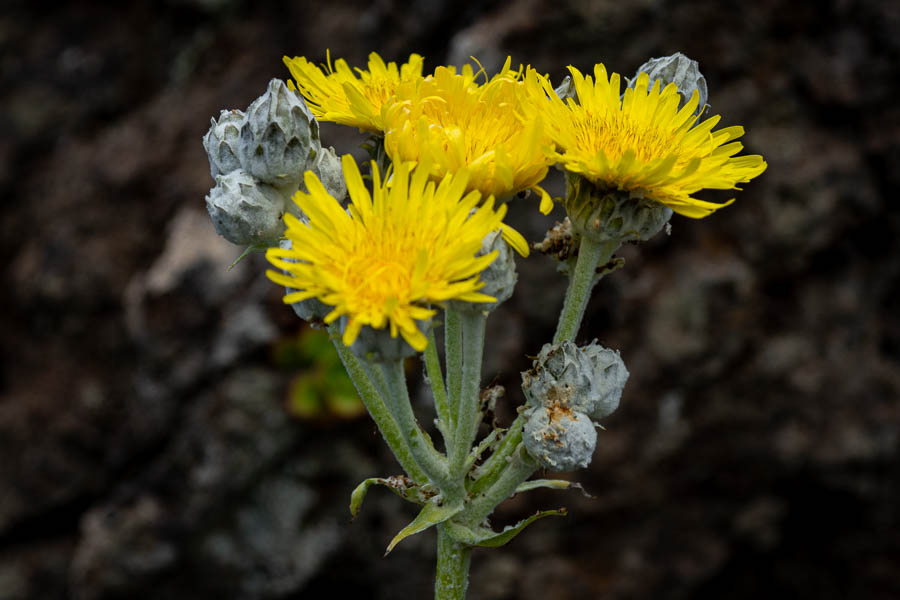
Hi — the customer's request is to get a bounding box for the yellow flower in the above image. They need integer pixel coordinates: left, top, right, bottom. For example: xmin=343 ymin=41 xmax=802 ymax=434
xmin=283 ymin=51 xmax=424 ymax=133
xmin=382 ymin=60 xmax=554 ymax=228
xmin=266 ymin=155 xmax=509 ymax=351
xmin=526 ymin=65 xmax=767 ymax=218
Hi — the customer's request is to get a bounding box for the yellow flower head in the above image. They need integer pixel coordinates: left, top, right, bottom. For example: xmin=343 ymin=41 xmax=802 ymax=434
xmin=266 ymin=155 xmax=509 ymax=351
xmin=526 ymin=64 xmax=767 ymax=218
xmin=382 ymin=59 xmax=554 ymax=225
xmin=283 ymin=51 xmax=424 ymax=133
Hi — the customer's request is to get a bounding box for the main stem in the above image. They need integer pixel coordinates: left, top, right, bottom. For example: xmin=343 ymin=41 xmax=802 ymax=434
xmin=553 ymin=236 xmax=620 ymax=343
xmin=435 ymin=523 xmax=471 ymax=600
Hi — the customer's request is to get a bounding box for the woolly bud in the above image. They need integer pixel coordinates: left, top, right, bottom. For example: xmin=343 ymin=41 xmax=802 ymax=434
xmin=521 ymin=340 xmax=629 ymax=421
xmin=310 ymin=146 xmax=347 ymax=204
xmin=239 ymin=79 xmax=320 ymax=190
xmin=564 ymin=173 xmax=672 ymax=244
xmin=523 ymin=406 xmax=597 ymax=472
xmin=277 ymin=239 xmax=332 ymax=325
xmin=448 ymin=230 xmax=517 ymax=313
xmin=631 ymin=52 xmax=708 ymax=114
xmin=203 ymin=109 xmax=245 ymax=179
xmin=205 ymin=169 xmax=287 ymax=246
xmin=554 ymin=75 xmax=575 ymax=101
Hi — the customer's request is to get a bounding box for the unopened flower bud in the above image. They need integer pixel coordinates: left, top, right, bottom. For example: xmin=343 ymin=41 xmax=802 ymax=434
xmin=206 ymin=169 xmax=287 ymax=246
xmin=277 ymin=239 xmax=332 ymax=325
xmin=631 ymin=52 xmax=708 ymax=114
xmin=523 ymin=405 xmax=597 ymax=472
xmin=203 ymin=109 xmax=245 ymax=178
xmin=521 ymin=339 xmax=629 ymax=421
xmin=565 ymin=173 xmax=672 ymax=244
xmin=554 ymin=75 xmax=575 ymax=101
xmin=344 ymin=317 xmax=431 ymax=363
xmin=448 ymin=230 xmax=517 ymax=313
xmin=239 ymin=78 xmax=321 ymax=190
xmin=309 ymin=145 xmax=347 ymax=204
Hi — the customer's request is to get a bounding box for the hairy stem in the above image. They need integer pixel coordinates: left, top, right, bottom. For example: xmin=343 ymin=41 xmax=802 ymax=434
xmin=328 ymin=325 xmax=427 ymax=483
xmin=425 ymin=327 xmax=451 ymax=445
xmin=381 ymin=360 xmax=451 ymax=489
xmin=468 ymin=415 xmax=524 ymax=496
xmin=434 ymin=523 xmax=471 ymax=600
xmin=449 ymin=310 xmax=487 ymax=480
xmin=553 ymin=236 xmax=620 ymax=343
xmin=462 ymin=444 xmax=537 ymax=527
xmin=444 ymin=308 xmax=463 ymax=431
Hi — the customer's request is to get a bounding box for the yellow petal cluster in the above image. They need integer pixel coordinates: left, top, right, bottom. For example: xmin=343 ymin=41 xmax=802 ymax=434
xmin=266 ymin=155 xmax=510 ymax=351
xmin=382 ymin=60 xmax=554 ymax=222
xmin=525 ymin=65 xmax=767 ymax=218
xmin=283 ymin=51 xmax=424 ymax=133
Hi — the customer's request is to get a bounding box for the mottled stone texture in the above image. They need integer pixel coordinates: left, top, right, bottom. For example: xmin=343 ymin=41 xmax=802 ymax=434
xmin=1 ymin=1 xmax=898 ymax=599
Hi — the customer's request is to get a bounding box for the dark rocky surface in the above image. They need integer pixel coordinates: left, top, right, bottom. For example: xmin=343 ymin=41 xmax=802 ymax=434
xmin=2 ymin=0 xmax=898 ymax=598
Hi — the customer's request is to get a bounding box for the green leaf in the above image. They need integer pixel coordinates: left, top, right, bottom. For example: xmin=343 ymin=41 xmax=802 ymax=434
xmin=514 ymin=479 xmax=593 ymax=497
xmin=349 ymin=476 xmax=432 ymax=519
xmin=385 ymin=499 xmax=464 ymax=555
xmin=227 ymin=242 xmax=270 ymax=270
xmin=439 ymin=508 xmax=569 ymax=548
xmin=473 ymin=508 xmax=568 ymax=548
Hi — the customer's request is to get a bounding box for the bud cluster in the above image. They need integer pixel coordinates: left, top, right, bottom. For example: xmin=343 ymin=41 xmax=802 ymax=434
xmin=203 ymin=79 xmax=345 ymax=247
xmin=521 ymin=340 xmax=628 ymax=471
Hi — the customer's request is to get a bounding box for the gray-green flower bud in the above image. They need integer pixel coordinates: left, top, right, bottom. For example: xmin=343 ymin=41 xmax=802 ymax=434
xmin=554 ymin=75 xmax=575 ymax=101
xmin=239 ymin=78 xmax=320 ymax=190
xmin=565 ymin=173 xmax=672 ymax=244
xmin=448 ymin=230 xmax=517 ymax=313
xmin=343 ymin=317 xmax=431 ymax=363
xmin=523 ymin=405 xmax=597 ymax=472
xmin=521 ymin=339 xmax=629 ymax=421
xmin=277 ymin=239 xmax=332 ymax=325
xmin=203 ymin=109 xmax=245 ymax=179
xmin=205 ymin=169 xmax=287 ymax=246
xmin=631 ymin=52 xmax=708 ymax=114
xmin=310 ymin=145 xmax=347 ymax=204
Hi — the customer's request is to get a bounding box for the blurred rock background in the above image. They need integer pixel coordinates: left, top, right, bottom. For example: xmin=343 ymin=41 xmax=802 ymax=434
xmin=1 ymin=0 xmax=898 ymax=598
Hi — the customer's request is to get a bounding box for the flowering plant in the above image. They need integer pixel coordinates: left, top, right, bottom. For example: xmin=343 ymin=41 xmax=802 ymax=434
xmin=202 ymin=50 xmax=765 ymax=599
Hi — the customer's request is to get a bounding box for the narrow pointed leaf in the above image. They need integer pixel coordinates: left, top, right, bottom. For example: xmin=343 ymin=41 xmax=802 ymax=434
xmin=228 ymin=242 xmax=271 ymax=270
xmin=473 ymin=508 xmax=568 ymax=548
xmin=385 ymin=500 xmax=464 ymax=554
xmin=515 ymin=479 xmax=593 ymax=498
xmin=350 ymin=475 xmax=431 ymax=519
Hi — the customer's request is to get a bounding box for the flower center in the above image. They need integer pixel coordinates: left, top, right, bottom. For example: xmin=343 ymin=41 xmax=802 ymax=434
xmin=576 ymin=109 xmax=679 ymax=165
xmin=421 ymin=91 xmax=522 ymax=162
xmin=342 ymin=241 xmax=416 ymax=310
